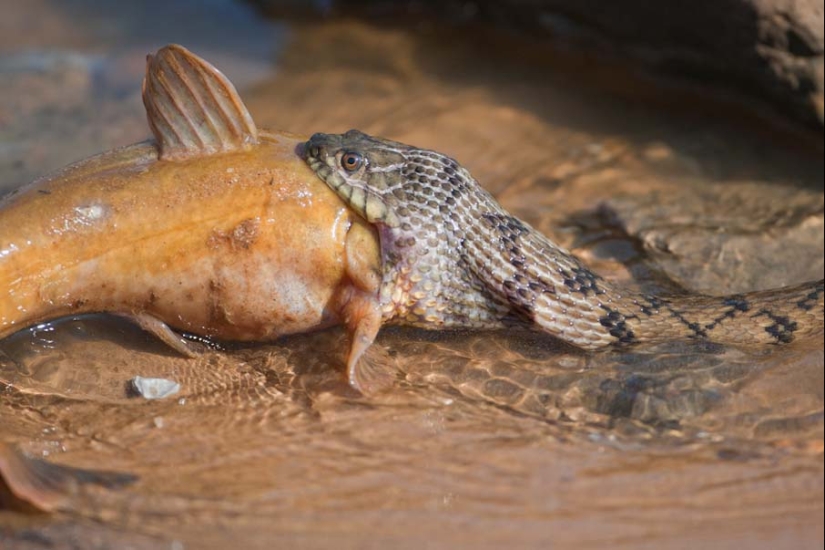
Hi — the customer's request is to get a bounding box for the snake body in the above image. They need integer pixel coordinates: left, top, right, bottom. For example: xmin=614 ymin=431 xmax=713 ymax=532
xmin=304 ymin=130 xmax=824 ymax=350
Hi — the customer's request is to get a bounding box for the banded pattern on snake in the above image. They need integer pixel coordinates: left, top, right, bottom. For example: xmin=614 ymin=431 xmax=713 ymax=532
xmin=303 ymin=130 xmax=824 ymax=351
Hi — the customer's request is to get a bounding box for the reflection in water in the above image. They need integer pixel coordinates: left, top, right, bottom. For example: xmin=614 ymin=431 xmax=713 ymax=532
xmin=1 ymin=2 xmax=823 ymax=549
xmin=0 ymin=306 xmax=822 ymax=547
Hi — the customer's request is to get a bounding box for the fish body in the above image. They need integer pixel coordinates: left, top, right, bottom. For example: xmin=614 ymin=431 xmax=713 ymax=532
xmin=1 ymin=45 xmax=383 ymax=389
xmin=0 ymin=135 xmax=379 ymax=342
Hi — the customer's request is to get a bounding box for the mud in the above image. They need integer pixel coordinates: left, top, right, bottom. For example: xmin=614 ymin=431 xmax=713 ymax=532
xmin=1 ymin=1 xmax=823 ymax=549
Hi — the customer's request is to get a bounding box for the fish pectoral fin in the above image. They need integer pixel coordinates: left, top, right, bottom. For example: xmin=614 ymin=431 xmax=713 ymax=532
xmin=349 ymin=348 xmax=397 ymax=397
xmin=142 ymin=44 xmax=259 ymax=161
xmin=341 ymin=222 xmax=391 ymax=394
xmin=121 ymin=313 xmax=199 ymax=358
xmin=341 ymin=291 xmax=395 ymax=395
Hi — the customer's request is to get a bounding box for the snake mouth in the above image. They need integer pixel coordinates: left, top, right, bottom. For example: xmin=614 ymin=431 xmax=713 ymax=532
xmin=303 ymin=146 xmax=346 ymax=194
xmin=301 ymin=136 xmax=342 ymax=186
xmin=294 ymin=141 xmax=307 ymax=159
xmin=301 ymin=140 xmax=365 ymax=197
xmin=308 ymin=160 xmax=397 ymax=228
xmin=304 ymin=133 xmax=336 ymax=159
xmin=301 ymin=133 xmax=400 ymax=228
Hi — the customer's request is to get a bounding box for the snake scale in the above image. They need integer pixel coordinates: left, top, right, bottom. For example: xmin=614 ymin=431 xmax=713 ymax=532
xmin=303 ymin=129 xmax=824 ymax=351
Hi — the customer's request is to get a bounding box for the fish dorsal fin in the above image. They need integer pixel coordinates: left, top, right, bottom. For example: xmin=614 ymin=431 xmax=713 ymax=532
xmin=142 ymin=44 xmax=258 ymax=161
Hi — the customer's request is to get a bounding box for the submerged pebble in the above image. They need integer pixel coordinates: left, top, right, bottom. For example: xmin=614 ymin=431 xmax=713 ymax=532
xmin=130 ymin=376 xmax=181 ymax=400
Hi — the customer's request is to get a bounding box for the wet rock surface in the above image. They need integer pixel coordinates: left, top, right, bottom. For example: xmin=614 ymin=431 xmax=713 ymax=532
xmin=1 ymin=1 xmax=823 ymax=549
xmin=595 ymin=179 xmax=824 ymax=293
xmin=129 ymin=377 xmax=181 ymax=400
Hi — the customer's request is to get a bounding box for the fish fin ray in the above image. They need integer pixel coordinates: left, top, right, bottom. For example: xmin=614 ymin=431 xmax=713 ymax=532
xmin=341 ymin=291 xmax=396 ymax=395
xmin=350 ymin=347 xmax=397 ymax=396
xmin=142 ymin=44 xmax=258 ymax=161
xmin=122 ymin=313 xmax=199 ymax=358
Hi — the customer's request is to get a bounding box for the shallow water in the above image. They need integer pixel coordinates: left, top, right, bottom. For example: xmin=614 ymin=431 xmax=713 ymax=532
xmin=1 ymin=1 xmax=823 ymax=549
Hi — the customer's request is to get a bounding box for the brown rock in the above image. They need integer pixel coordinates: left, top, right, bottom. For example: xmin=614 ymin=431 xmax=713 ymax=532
xmin=250 ymin=0 xmax=825 ymax=130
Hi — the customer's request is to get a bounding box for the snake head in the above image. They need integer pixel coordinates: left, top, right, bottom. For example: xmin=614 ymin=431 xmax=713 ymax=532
xmin=303 ymin=130 xmax=409 ymax=227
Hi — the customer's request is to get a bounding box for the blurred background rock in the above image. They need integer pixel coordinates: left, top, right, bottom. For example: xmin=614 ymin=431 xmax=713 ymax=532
xmin=250 ymin=0 xmax=825 ymax=131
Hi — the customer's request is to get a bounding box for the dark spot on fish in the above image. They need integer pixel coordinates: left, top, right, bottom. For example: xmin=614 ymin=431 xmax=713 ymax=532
xmin=232 ymin=219 xmax=259 ymax=250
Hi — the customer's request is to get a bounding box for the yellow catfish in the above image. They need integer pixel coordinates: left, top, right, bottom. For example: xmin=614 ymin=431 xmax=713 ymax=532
xmin=0 ymin=45 xmax=384 ymax=391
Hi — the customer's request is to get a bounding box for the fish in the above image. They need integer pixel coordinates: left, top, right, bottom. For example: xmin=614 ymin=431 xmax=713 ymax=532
xmin=0 ymin=45 xmax=387 ymax=393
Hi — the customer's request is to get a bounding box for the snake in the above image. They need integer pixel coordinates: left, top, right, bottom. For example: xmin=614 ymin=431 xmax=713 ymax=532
xmin=302 ymin=129 xmax=824 ymax=351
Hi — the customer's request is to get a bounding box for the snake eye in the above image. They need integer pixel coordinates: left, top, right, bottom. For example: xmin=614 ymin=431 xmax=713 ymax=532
xmin=341 ymin=152 xmax=365 ymax=172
